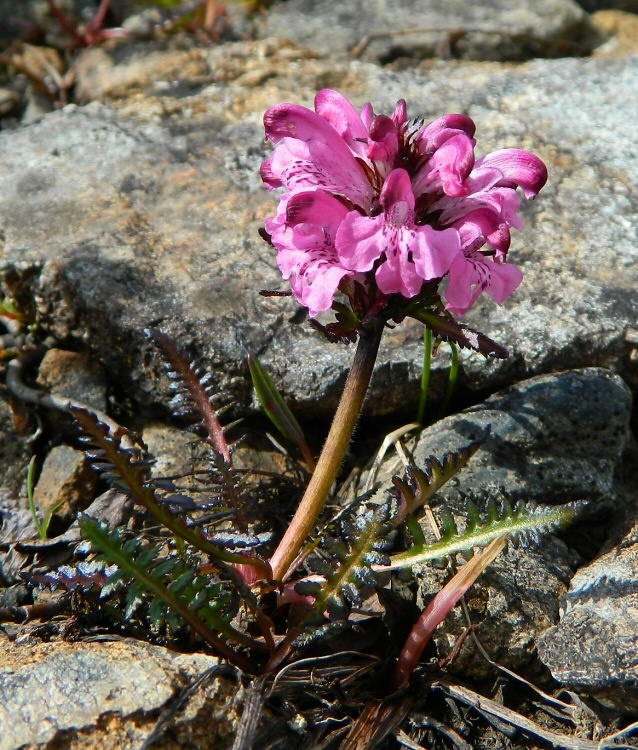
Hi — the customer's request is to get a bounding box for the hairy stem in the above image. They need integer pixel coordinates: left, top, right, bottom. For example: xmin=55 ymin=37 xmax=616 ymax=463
xmin=269 ymin=326 xmax=384 ymax=581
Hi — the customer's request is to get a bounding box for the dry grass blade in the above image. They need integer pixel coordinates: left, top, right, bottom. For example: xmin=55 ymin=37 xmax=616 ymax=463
xmin=436 ymin=682 xmax=601 ymax=750
xmin=340 ymin=696 xmax=413 ymax=750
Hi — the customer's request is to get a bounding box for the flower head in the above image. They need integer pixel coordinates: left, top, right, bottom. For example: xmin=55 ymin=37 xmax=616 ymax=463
xmin=261 ymin=90 xmax=547 ymax=321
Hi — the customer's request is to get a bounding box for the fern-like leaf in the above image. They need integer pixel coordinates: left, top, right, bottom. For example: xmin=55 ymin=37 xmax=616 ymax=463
xmin=21 ymin=560 xmax=120 ymax=594
xmin=72 ymin=406 xmax=271 ymax=577
xmin=392 ymin=427 xmax=490 ymax=524
xmin=264 ymin=495 xmax=397 ymax=671
xmin=379 ymin=500 xmax=585 ymax=571
xmin=145 ymin=328 xmax=237 ymax=460
xmin=80 ymin=517 xmax=258 ymax=671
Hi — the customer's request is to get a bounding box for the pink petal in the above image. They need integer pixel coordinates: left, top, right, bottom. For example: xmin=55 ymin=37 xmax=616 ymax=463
xmin=380 ymin=168 xmax=415 ymax=221
xmin=453 ymin=208 xmax=512 ymax=257
xmin=314 ymin=89 xmax=368 ymax=144
xmin=285 ymin=190 xmax=350 ymax=227
xmin=263 ymin=103 xmax=373 ymax=208
xmin=412 ymin=226 xmax=461 ymax=280
xmin=435 ymin=187 xmax=522 ymax=236
xmin=413 ymin=133 xmax=476 ymax=198
xmin=477 ymin=148 xmax=548 ymax=198
xmin=360 ymin=102 xmax=374 ymax=130
xmin=336 ymin=213 xmax=385 ymax=272
xmin=374 ymin=233 xmax=424 ymax=298
xmin=267 ymin=191 xmax=354 ymax=316
xmin=391 ymin=99 xmax=408 ymax=129
xmin=484 ymin=259 xmax=523 ymax=304
xmin=445 ymin=251 xmax=522 ymax=315
xmin=414 ymin=114 xmax=476 ymax=154
xmin=367 ymin=115 xmax=400 ymax=175
xmin=444 ymin=253 xmax=482 ymax=315
xmin=297 ymin=263 xmax=351 ymax=318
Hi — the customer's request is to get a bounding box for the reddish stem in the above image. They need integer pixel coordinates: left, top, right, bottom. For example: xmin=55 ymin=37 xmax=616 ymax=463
xmin=269 ymin=326 xmax=383 ymax=581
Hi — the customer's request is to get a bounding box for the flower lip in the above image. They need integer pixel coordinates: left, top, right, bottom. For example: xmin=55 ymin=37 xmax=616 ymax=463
xmin=262 ymin=101 xmax=374 ymax=209
xmin=477 ymin=148 xmax=548 ymax=198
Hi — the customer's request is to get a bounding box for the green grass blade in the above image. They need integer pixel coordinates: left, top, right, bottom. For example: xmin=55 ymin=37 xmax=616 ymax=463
xmin=248 ymin=354 xmax=315 ymax=469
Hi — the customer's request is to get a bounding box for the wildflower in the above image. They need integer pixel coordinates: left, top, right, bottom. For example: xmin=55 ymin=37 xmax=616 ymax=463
xmin=261 ymin=90 xmax=547 ymax=318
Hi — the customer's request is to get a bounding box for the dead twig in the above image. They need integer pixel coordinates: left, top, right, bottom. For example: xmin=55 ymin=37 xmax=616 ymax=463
xmin=349 ymin=26 xmax=591 ymax=59
xmin=5 ymin=346 xmax=136 ymax=450
xmin=436 ymin=681 xmax=602 ymax=750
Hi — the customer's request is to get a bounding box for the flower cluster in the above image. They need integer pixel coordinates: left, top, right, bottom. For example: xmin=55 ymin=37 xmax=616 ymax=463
xmin=261 ymin=89 xmax=547 ymax=319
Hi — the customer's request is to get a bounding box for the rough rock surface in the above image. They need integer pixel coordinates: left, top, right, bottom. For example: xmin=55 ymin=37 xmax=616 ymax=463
xmin=36 ymin=349 xmax=108 ymax=414
xmin=538 ymin=491 xmax=638 ymax=712
xmin=1 ymin=0 xmax=638 ymax=746
xmin=32 ymin=443 xmax=95 ymax=520
xmin=0 ymin=51 xmax=637 ymax=418
xmin=0 ymin=398 xmax=30 ymax=497
xmin=255 ymin=0 xmax=601 ymax=62
xmin=375 ymin=368 xmax=633 ymax=680
xmin=0 ymin=638 xmax=240 ymax=750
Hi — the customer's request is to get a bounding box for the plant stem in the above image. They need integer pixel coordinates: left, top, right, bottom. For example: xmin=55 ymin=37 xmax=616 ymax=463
xmin=438 ymin=342 xmax=459 ymax=418
xmin=416 ymin=326 xmax=432 ymax=425
xmin=269 ymin=326 xmax=384 ymax=581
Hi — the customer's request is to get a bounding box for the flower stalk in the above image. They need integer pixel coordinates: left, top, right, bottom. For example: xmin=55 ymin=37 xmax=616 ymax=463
xmin=269 ymin=324 xmax=384 ymax=581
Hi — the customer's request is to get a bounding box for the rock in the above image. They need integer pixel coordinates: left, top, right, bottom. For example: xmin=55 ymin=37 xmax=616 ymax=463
xmin=1 ymin=50 xmax=637 ymax=419
xmin=591 ymin=10 xmax=638 ymax=55
xmin=0 ymin=489 xmax=38 ymax=584
xmin=0 ymin=397 xmax=31 ymax=497
xmin=538 ymin=464 xmax=638 ymax=712
xmin=0 ymin=638 xmax=242 ymax=750
xmin=32 ymin=443 xmax=96 ymax=521
xmin=73 ymin=40 xmax=213 ymax=104
xmin=36 ymin=348 xmax=108 ymax=413
xmin=143 ymin=421 xmax=203 ymax=480
xmin=411 ymin=368 xmax=632 ymax=510
xmin=378 ymin=368 xmax=633 ymax=677
xmin=255 ymin=0 xmax=601 ymax=62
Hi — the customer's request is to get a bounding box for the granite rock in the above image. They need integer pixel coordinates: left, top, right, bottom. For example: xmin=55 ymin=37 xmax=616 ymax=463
xmin=32 ymin=443 xmax=96 ymax=521
xmin=255 ymin=0 xmax=602 ymax=62
xmin=374 ymin=368 xmax=633 ymax=676
xmin=1 ymin=51 xmax=637 ymax=420
xmin=0 ymin=638 xmax=241 ymax=750
xmin=538 ymin=473 xmax=638 ymax=712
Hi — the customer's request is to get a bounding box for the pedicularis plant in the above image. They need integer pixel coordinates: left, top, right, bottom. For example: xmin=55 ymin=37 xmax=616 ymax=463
xmin=37 ymin=91 xmax=579 ymax=695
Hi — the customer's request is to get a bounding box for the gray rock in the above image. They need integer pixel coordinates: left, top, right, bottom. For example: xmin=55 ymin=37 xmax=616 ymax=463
xmin=256 ymin=0 xmax=601 ymax=62
xmin=36 ymin=348 xmax=108 ymax=413
xmin=0 ymin=398 xmax=31 ymax=497
xmin=0 ymin=489 xmax=38 ymax=584
xmin=538 ymin=493 xmax=638 ymax=712
xmin=0 ymin=638 xmax=241 ymax=750
xmin=1 ymin=49 xmax=637 ymax=421
xmin=411 ymin=367 xmax=632 ymax=509
xmin=380 ymin=368 xmax=632 ymax=676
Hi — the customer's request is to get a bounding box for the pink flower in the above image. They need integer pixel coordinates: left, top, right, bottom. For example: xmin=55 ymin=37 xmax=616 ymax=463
xmin=336 ymin=169 xmax=460 ymax=299
xmin=261 ymin=90 xmax=547 ymax=318
xmin=266 ymin=191 xmax=353 ymax=317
